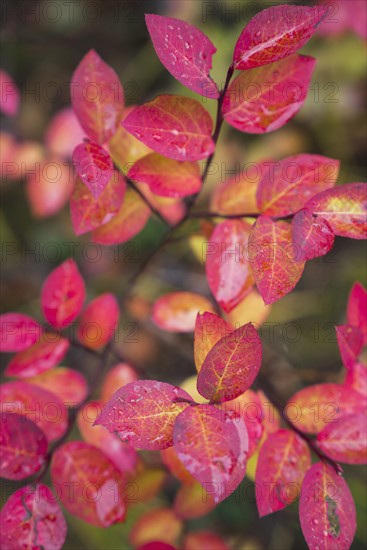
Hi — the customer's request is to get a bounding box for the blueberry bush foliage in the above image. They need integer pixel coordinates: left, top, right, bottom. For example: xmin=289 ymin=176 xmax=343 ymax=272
xmin=0 ymin=3 xmax=366 ymax=550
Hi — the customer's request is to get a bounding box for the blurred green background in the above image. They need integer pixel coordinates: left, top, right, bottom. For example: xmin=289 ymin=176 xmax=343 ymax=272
xmin=1 ymin=0 xmax=366 ymax=549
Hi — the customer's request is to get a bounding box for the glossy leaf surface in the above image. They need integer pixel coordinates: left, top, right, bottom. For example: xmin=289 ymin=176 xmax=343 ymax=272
xmin=95 ymin=380 xmax=192 ymax=450
xmin=223 ymin=55 xmax=316 ymax=134
xmin=146 ymin=14 xmax=219 ymax=98
xmin=122 ymin=95 xmax=214 ymax=161
xmin=233 ymin=5 xmax=327 ymax=69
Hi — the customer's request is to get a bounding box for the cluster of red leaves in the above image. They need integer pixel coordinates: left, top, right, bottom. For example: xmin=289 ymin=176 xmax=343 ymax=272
xmin=1 ymin=4 xmax=367 ymax=550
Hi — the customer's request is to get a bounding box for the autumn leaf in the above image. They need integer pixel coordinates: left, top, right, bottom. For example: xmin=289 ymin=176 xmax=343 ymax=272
xmin=292 ymin=209 xmax=335 ymax=261
xmin=223 ymin=55 xmax=316 ymax=134
xmin=233 ymin=5 xmax=327 ymax=69
xmin=95 ymin=380 xmax=193 ymax=450
xmin=299 ymin=462 xmax=356 ymax=550
xmin=72 ymin=140 xmax=114 ymax=199
xmin=0 ymin=313 xmax=41 ymax=353
xmin=197 ymin=323 xmax=262 ymax=402
xmin=152 ymin=292 xmax=215 ymax=332
xmin=194 ymin=311 xmax=233 ymax=373
xmin=317 ymin=412 xmax=367 ymax=464
xmin=122 ymin=95 xmax=214 ymax=161
xmin=255 ymin=429 xmax=311 ymax=516
xmin=146 ymin=14 xmax=219 ymax=98
xmin=71 ymin=49 xmax=124 ymax=144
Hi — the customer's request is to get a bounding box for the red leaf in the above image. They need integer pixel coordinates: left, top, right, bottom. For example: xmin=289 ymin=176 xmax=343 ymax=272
xmin=197 ymin=323 xmax=262 ymax=403
xmin=225 ymin=389 xmax=264 ymax=457
xmin=28 ymin=367 xmax=88 ymax=406
xmin=0 ymin=412 xmax=48 ymax=480
xmin=223 ymin=54 xmax=316 ymax=134
xmin=77 ymin=293 xmax=119 ymax=349
xmin=205 ymin=219 xmax=255 ymax=313
xmin=299 ymin=462 xmax=356 ymax=550
xmin=161 ymin=445 xmax=196 ymax=485
xmin=286 ymin=383 xmax=365 ymax=434
xmin=145 ymin=14 xmax=219 ymax=99
xmin=51 ymin=441 xmax=127 ymax=527
xmin=0 ymin=381 xmax=68 ymax=442
xmin=233 ymin=5 xmax=327 ymax=70
xmin=152 ymin=292 xmax=215 ymax=333
xmin=347 ymin=282 xmax=367 ymax=344
xmin=77 ymin=400 xmax=139 ymax=476
xmin=255 ymin=429 xmax=311 ymax=517
xmin=72 ymin=140 xmax=114 ymax=199
xmin=5 ymin=333 xmax=69 ymax=378
xmin=101 ymin=363 xmax=139 ymax=403
xmin=70 ymin=171 xmax=126 ymax=236
xmin=41 ymin=258 xmax=85 ymax=329
xmin=0 ymin=484 xmax=67 ymax=550
xmin=92 ymin=188 xmax=150 ymax=245
xmin=71 ymin=49 xmax=124 ymax=144
xmin=95 ymin=380 xmax=192 ymax=450
xmin=292 ymin=209 xmax=335 ymax=261
xmin=336 ymin=324 xmax=364 ymax=371
xmin=344 ymin=361 xmax=367 ymax=398
xmin=0 ymin=313 xmax=41 ymax=352
xmin=128 ymin=153 xmax=201 ymax=198
xmin=121 ymin=95 xmax=214 ymax=161
xmin=256 ymin=155 xmax=340 ymax=216
xmin=194 ymin=312 xmax=233 ymax=373
xmin=304 ymin=182 xmax=367 ymax=239
xmin=248 ymin=216 xmax=305 ymax=304
xmin=0 ymin=69 xmax=20 ymax=117
xmin=317 ymin=412 xmax=367 ymax=464
xmin=173 ymin=404 xmax=244 ymax=503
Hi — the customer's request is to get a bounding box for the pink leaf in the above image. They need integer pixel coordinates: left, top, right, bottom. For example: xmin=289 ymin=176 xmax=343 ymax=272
xmin=77 ymin=293 xmax=120 ymax=349
xmin=223 ymin=54 xmax=316 ymax=134
xmin=95 ymin=380 xmax=192 ymax=450
xmin=101 ymin=363 xmax=139 ymax=403
xmin=197 ymin=323 xmax=262 ymax=403
xmin=233 ymin=5 xmax=327 ymax=70
xmin=0 ymin=412 xmax=48 ymax=480
xmin=304 ymin=182 xmax=367 ymax=239
xmin=70 ymin=171 xmax=126 ymax=236
xmin=0 ymin=381 xmax=68 ymax=442
xmin=121 ymin=95 xmax=214 ymax=161
xmin=0 ymin=313 xmax=41 ymax=353
xmin=173 ymin=404 xmax=244 ymax=503
xmin=41 ymin=258 xmax=86 ymax=329
xmin=344 ymin=361 xmax=367 ymax=398
xmin=286 ymin=383 xmax=365 ymax=434
xmin=347 ymin=282 xmax=367 ymax=344
xmin=194 ymin=312 xmax=233 ymax=373
xmin=72 ymin=140 xmax=114 ymax=199
xmin=5 ymin=333 xmax=69 ymax=378
xmin=317 ymin=412 xmax=367 ymax=464
xmin=335 ymin=324 xmax=363 ymax=371
xmin=51 ymin=441 xmax=127 ymax=527
xmin=205 ymin=219 xmax=255 ymax=313
xmin=292 ymin=209 xmax=335 ymax=261
xmin=28 ymin=367 xmax=88 ymax=406
xmin=128 ymin=153 xmax=201 ymax=198
xmin=299 ymin=462 xmax=356 ymax=550
xmin=152 ymin=292 xmax=215 ymax=333
xmin=71 ymin=49 xmax=124 ymax=144
xmin=248 ymin=216 xmax=305 ymax=304
xmin=256 ymin=155 xmax=340 ymax=216
xmin=92 ymin=188 xmax=150 ymax=245
xmin=145 ymin=14 xmax=219 ymax=99
xmin=255 ymin=429 xmax=311 ymax=517
xmin=0 ymin=69 xmax=19 ymax=116
xmin=0 ymin=484 xmax=67 ymax=550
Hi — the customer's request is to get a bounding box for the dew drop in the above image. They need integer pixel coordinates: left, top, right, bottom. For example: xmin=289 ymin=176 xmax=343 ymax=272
xmin=255 ymin=31 xmax=261 ymax=37
xmin=184 ymin=42 xmax=190 ymax=50
xmin=152 ymin=134 xmax=163 ymax=142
